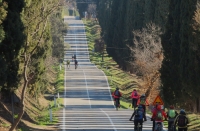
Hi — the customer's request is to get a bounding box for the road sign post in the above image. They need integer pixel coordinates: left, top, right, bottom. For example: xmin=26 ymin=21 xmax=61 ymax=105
xmin=152 ymin=95 xmax=164 ymax=108
xmin=57 ymin=92 xmax=60 ymax=98
xmin=49 ymin=104 xmax=52 ymax=122
xmin=54 ymin=95 xmax=57 ymax=107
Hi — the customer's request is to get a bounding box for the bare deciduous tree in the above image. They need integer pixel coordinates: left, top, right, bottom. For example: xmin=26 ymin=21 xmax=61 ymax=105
xmin=94 ymin=38 xmax=105 ymax=61
xmin=87 ymin=4 xmax=96 ymax=20
xmin=130 ymin=23 xmax=163 ymax=100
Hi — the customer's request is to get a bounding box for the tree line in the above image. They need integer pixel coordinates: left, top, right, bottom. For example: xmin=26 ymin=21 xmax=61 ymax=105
xmin=0 ymin=0 xmax=68 ymax=130
xmin=77 ymin=0 xmax=200 ymax=113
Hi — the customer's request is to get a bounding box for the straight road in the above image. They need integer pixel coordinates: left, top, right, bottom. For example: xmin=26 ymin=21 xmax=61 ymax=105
xmin=56 ymin=16 xmax=158 ymax=131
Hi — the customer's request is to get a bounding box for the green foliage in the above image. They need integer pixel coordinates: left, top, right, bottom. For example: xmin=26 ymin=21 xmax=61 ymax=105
xmin=20 ymin=0 xmax=66 ymax=98
xmin=50 ymin=10 xmax=67 ymax=59
xmin=96 ymin=0 xmax=169 ymax=70
xmin=161 ymin=0 xmax=200 ymax=112
xmin=90 ymin=0 xmax=200 ymax=113
xmin=0 ymin=1 xmax=7 ymax=43
xmin=0 ymin=0 xmax=24 ymax=90
xmin=14 ymin=114 xmax=18 ymax=119
xmin=85 ymin=20 xmax=139 ymax=108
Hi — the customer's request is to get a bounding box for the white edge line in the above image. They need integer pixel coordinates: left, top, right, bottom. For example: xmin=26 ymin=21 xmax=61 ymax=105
xmin=64 ymin=64 xmax=67 ymax=106
xmin=100 ymin=69 xmax=115 ymax=108
xmin=82 ymin=21 xmax=98 ymax=70
xmin=101 ymin=109 xmax=117 ymax=131
xmin=63 ymin=64 xmax=67 ymax=131
xmin=82 ymin=20 xmax=114 ymax=107
xmin=64 ymin=18 xmax=112 ymax=109
xmin=81 ymin=21 xmax=113 ymax=104
xmin=83 ymin=70 xmax=91 ymax=108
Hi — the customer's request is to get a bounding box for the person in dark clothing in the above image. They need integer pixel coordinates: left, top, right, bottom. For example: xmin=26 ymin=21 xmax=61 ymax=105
xmin=174 ymin=109 xmax=189 ymax=131
xmin=129 ymin=105 xmax=146 ymax=130
xmin=75 ymin=59 xmax=78 ymax=69
xmin=137 ymin=94 xmax=149 ymax=121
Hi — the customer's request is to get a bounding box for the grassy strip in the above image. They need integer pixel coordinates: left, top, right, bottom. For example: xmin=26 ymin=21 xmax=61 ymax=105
xmin=83 ymin=19 xmax=200 ymax=130
xmin=83 ymin=19 xmax=138 ymax=109
xmin=187 ymin=114 xmax=200 ymax=130
xmin=34 ymin=65 xmax=64 ymax=126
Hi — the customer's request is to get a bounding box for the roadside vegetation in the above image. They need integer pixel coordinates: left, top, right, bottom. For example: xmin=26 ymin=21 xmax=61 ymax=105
xmin=0 ymin=1 xmax=71 ymax=130
xmin=83 ymin=19 xmax=138 ymax=109
xmin=83 ymin=19 xmax=200 ymax=131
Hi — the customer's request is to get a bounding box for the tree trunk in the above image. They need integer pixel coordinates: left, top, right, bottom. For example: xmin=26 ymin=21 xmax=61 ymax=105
xmin=197 ymin=97 xmax=200 ymax=113
xmin=9 ymin=57 xmax=29 ymax=131
xmin=9 ymin=80 xmax=28 ymax=131
xmin=102 ymin=51 xmax=104 ymax=62
xmin=145 ymin=72 xmax=160 ymax=98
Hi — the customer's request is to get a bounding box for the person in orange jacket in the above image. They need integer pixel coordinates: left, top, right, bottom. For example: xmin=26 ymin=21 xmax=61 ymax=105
xmin=137 ymin=94 xmax=149 ymax=121
xmin=112 ymin=87 xmax=122 ymax=109
xmin=152 ymin=105 xmax=167 ymax=131
xmin=130 ymin=89 xmax=140 ymax=110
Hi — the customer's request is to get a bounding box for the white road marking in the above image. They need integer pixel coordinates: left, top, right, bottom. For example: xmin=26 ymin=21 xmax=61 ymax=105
xmin=101 ymin=109 xmax=117 ymax=131
xmin=83 ymin=70 xmax=91 ymax=108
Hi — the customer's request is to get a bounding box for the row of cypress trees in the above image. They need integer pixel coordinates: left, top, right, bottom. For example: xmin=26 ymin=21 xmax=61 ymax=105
xmin=80 ymin=0 xmax=200 ymax=112
xmin=161 ymin=0 xmax=200 ymax=112
xmin=0 ymin=0 xmax=66 ymax=97
xmin=0 ymin=0 xmax=67 ymax=129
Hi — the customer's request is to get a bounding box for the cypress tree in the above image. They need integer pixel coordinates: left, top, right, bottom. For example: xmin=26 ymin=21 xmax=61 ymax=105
xmin=0 ymin=0 xmax=24 ymax=90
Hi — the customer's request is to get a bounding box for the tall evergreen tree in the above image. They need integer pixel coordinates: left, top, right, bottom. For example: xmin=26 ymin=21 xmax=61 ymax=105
xmin=0 ymin=0 xmax=24 ymax=90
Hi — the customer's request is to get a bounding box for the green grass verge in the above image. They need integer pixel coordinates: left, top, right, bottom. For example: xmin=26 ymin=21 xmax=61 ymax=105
xmin=83 ymin=19 xmax=139 ymax=109
xmin=32 ymin=65 xmax=65 ymax=126
xmin=83 ymin=19 xmax=200 ymax=130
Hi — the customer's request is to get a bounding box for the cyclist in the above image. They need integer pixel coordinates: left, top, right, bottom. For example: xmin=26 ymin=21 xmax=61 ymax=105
xmin=112 ymin=87 xmax=122 ymax=110
xmin=72 ymin=55 xmax=74 ymax=62
xmin=137 ymin=94 xmax=149 ymax=121
xmin=167 ymin=105 xmax=178 ymax=131
xmin=151 ymin=104 xmax=167 ymax=131
xmin=129 ymin=105 xmax=145 ymax=131
xmin=130 ymin=89 xmax=140 ymax=111
xmin=151 ymin=103 xmax=159 ymax=131
xmin=75 ymin=59 xmax=78 ymax=69
xmin=174 ymin=109 xmax=189 ymax=131
xmin=67 ymin=60 xmax=70 ymax=69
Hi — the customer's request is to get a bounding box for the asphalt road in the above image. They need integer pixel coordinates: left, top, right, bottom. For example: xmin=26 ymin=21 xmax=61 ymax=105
xmin=57 ymin=16 xmax=159 ymax=131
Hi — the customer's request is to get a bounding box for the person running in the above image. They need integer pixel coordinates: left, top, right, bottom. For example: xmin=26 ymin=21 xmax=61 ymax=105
xmin=174 ymin=109 xmax=189 ymax=131
xmin=67 ymin=60 xmax=70 ymax=69
xmin=75 ymin=59 xmax=78 ymax=69
xmin=112 ymin=87 xmax=122 ymax=110
xmin=167 ymin=105 xmax=178 ymax=131
xmin=137 ymin=94 xmax=149 ymax=121
xmin=130 ymin=89 xmax=140 ymax=111
xmin=129 ymin=105 xmax=145 ymax=130
xmin=151 ymin=104 xmax=167 ymax=131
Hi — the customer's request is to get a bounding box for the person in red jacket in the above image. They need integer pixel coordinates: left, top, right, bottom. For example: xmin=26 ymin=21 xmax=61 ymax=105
xmin=112 ymin=87 xmax=122 ymax=110
xmin=130 ymin=89 xmax=140 ymax=110
xmin=151 ymin=103 xmax=159 ymax=131
xmin=152 ymin=105 xmax=167 ymax=131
